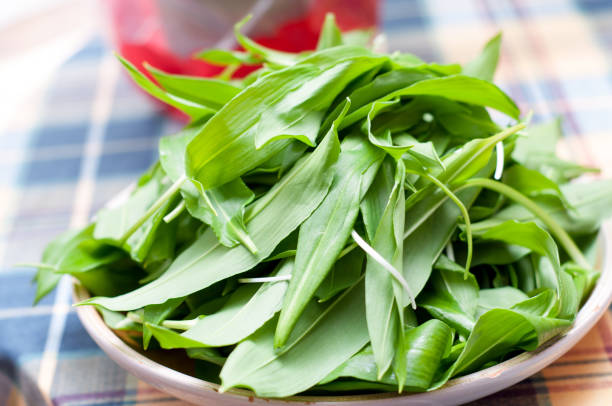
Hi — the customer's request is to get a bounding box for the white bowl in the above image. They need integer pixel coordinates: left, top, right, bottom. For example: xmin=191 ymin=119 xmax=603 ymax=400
xmin=73 ymin=225 xmax=612 ymax=405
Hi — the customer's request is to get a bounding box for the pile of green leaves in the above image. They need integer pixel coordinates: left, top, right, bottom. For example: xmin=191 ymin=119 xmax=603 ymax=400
xmin=31 ymin=14 xmax=612 ymax=398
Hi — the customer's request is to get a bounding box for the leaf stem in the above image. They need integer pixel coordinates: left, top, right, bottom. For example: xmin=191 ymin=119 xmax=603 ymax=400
xmin=494 ymin=141 xmax=504 ymax=180
xmin=351 ymin=230 xmax=416 ymax=309
xmin=422 ymin=173 xmax=473 ymax=278
xmin=456 ymin=178 xmax=590 ymax=269
xmin=238 ymin=275 xmax=291 ymax=283
xmin=233 ymin=227 xmax=259 ymax=255
xmin=119 ymin=175 xmax=186 ymax=244
xmin=337 ymin=242 xmax=358 ymax=259
xmin=162 ymin=318 xmax=199 ymax=330
xmin=163 ymin=200 xmax=186 ymax=223
xmin=126 ymin=311 xmax=198 ymax=331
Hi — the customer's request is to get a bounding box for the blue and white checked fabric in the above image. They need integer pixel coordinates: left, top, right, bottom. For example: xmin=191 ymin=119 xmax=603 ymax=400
xmin=2 ymin=1 xmax=612 ymax=405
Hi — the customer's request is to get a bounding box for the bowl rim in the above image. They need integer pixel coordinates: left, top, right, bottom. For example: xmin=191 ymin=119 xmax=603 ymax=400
xmin=73 ymin=225 xmax=612 ymax=404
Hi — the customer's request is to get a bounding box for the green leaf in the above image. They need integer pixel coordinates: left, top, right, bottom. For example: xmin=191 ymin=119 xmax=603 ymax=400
xmin=32 ymin=225 xmax=124 ymax=303
xmin=143 ymin=297 xmax=183 ymax=349
xmin=437 ymin=307 xmax=570 ymax=383
xmin=97 ymin=307 xmax=141 ymax=331
xmin=146 ymin=323 xmax=209 ymax=349
xmin=476 ymin=287 xmax=529 ymax=318
xmin=72 ymin=265 xmax=146 ymax=298
xmin=84 ymin=116 xmax=341 ymax=311
xmin=94 ymin=164 xmax=175 ymax=262
xmin=196 ymin=49 xmax=260 ymax=66
xmin=116 ymin=55 xmax=214 ymax=120
xmin=181 ymin=260 xmax=292 ymax=347
xmin=512 ymin=119 xmax=598 ymax=184
xmin=186 ymin=47 xmax=386 ymax=189
xmin=364 ymin=101 xmax=413 ymax=161
xmin=463 ymin=32 xmax=502 ymax=82
xmin=146 ymin=65 xmax=241 ymax=110
xmin=343 ymin=74 xmax=520 ymax=128
xmin=219 ymin=278 xmax=369 ymax=398
xmin=468 ymin=241 xmax=530 ymax=267
xmin=333 ymin=69 xmax=434 ymax=130
xmin=563 ymin=263 xmax=599 ymax=305
xmin=322 ymin=319 xmax=453 ymax=391
xmin=360 ymin=158 xmax=396 ymax=240
xmin=33 ymin=268 xmax=61 ymax=304
xmin=142 ymin=218 xmax=176 ymax=271
xmin=186 ymin=348 xmax=226 ymax=367
xmin=418 ymin=261 xmax=479 ymax=337
xmin=365 ymin=159 xmax=406 ymax=380
xmin=275 ymin=134 xmax=383 ymax=347
xmin=472 ymin=179 xmax=612 ymax=236
xmin=316 ymin=13 xmax=343 ymax=50
xmin=159 ymin=128 xmax=256 ymax=252
xmin=315 ymin=249 xmax=364 ymax=302
xmin=478 ymin=220 xmax=578 ymax=319
xmin=503 ymin=164 xmax=570 ymax=208
xmin=398 ymin=124 xmax=524 ymax=298
xmin=233 ymin=16 xmax=300 ymax=67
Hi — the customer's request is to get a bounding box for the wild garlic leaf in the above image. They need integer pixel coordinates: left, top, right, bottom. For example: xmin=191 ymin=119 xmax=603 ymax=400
xmin=316 ymin=13 xmax=343 ymax=50
xmin=478 ymin=220 xmax=578 ymax=319
xmin=503 ymin=164 xmax=570 ymax=208
xmin=146 ymin=65 xmax=241 ymax=110
xmin=181 ymin=260 xmax=292 ymax=347
xmin=342 ymin=74 xmax=520 ymax=129
xmin=463 ymin=32 xmax=502 ymax=82
xmin=186 ymin=47 xmax=386 ymax=189
xmin=433 ymin=307 xmax=571 ymax=387
xmin=196 ymin=49 xmax=261 ymax=66
xmin=71 ymin=265 xmax=145 ymax=298
xmin=33 ymin=268 xmax=61 ymax=305
xmin=315 ymin=249 xmax=364 ymax=302
xmin=142 ymin=218 xmax=176 ymax=272
xmin=361 ymin=158 xmax=396 ymax=240
xmin=400 ymin=127 xmax=523 ymax=298
xmin=146 ymin=323 xmax=209 ymax=349
xmin=233 ymin=16 xmax=300 ymax=68
xmin=476 ymin=287 xmax=529 ymax=318
xmin=364 ymin=159 xmax=406 ymax=380
xmin=186 ymin=348 xmax=226 ymax=367
xmin=332 ymin=68 xmax=434 ymax=130
xmin=418 ymin=261 xmax=479 ymax=337
xmin=321 ymin=319 xmax=453 ymax=391
xmin=470 ymin=179 xmax=612 ymax=236
xmin=467 ymin=241 xmax=530 ymax=267
xmin=83 ymin=116 xmax=341 ymax=311
xmin=97 ymin=306 xmax=141 ymax=332
xmin=117 ymin=56 xmax=214 ymax=120
xmin=219 ymin=278 xmax=369 ymax=398
xmin=142 ymin=297 xmax=183 ymax=349
xmin=564 ymin=263 xmax=599 ymax=305
xmin=159 ymin=128 xmax=256 ymax=251
xmin=275 ymin=134 xmax=383 ymax=347
xmin=94 ymin=164 xmax=174 ymax=262
xmin=32 ymin=224 xmax=123 ymax=303
xmin=512 ymin=118 xmax=598 ymax=184
xmin=364 ymin=101 xmax=412 ymax=161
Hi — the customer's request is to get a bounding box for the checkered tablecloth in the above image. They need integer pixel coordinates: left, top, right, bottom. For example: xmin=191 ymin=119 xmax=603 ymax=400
xmin=3 ymin=0 xmax=612 ymax=405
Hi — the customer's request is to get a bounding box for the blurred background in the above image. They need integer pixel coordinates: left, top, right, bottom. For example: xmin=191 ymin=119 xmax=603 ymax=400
xmin=2 ymin=0 xmax=612 ymax=405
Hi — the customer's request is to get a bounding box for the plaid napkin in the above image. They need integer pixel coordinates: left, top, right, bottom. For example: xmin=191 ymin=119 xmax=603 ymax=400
xmin=2 ymin=0 xmax=612 ymax=404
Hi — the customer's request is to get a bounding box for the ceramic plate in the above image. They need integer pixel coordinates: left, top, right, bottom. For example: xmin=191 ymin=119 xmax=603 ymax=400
xmin=73 ymin=225 xmax=612 ymax=405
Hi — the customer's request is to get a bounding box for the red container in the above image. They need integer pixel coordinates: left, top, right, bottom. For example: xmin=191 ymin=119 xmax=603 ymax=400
xmin=102 ymin=0 xmax=379 ymax=117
